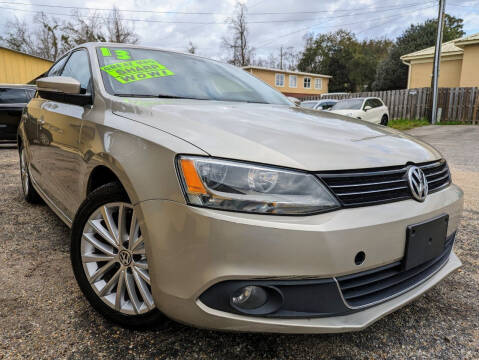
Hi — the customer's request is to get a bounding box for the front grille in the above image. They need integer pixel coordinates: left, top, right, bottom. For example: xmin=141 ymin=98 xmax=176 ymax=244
xmin=336 ymin=232 xmax=455 ymax=308
xmin=317 ymin=160 xmax=451 ymax=207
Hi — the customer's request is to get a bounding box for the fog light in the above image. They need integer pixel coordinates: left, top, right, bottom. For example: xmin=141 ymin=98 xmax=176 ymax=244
xmin=231 ymin=286 xmax=268 ymax=310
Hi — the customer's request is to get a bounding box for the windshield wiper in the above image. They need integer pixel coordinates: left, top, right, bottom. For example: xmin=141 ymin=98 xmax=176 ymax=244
xmin=114 ymin=94 xmax=158 ymax=98
xmin=114 ymin=93 xmax=208 ymax=100
xmin=156 ymin=94 xmax=209 ymax=100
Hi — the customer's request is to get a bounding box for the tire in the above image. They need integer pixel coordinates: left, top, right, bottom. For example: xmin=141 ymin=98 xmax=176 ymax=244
xmin=19 ymin=145 xmax=42 ymax=203
xmin=380 ymin=115 xmax=389 ymax=126
xmin=71 ymin=182 xmax=163 ymax=328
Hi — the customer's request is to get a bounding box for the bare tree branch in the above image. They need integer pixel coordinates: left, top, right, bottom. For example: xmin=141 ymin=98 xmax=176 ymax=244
xmin=62 ymin=10 xmax=106 ymax=52
xmin=105 ymin=6 xmax=139 ymax=43
xmin=222 ymin=2 xmax=254 ymax=66
xmin=0 ymin=7 xmax=140 ymax=61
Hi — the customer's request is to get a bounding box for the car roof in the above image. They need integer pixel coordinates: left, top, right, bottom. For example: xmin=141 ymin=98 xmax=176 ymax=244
xmin=343 ymin=97 xmax=380 ymax=100
xmin=0 ymin=84 xmax=36 ymax=89
xmin=72 ymin=42 xmax=221 ymax=64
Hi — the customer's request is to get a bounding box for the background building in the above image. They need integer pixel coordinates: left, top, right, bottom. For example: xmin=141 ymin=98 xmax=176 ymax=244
xmin=243 ymin=66 xmax=331 ymax=98
xmin=401 ymin=33 xmax=479 ymax=88
xmin=0 ymin=47 xmax=53 ymax=84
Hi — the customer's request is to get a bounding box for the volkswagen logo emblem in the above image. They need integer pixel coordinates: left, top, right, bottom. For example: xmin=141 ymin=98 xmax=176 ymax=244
xmin=118 ymin=250 xmax=132 ymax=266
xmin=407 ymin=166 xmax=428 ymax=202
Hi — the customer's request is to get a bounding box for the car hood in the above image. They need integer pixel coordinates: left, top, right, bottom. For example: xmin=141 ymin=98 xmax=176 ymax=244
xmin=112 ymin=99 xmax=440 ymax=171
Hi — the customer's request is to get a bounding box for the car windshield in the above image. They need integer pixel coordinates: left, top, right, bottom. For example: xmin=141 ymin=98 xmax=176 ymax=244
xmin=96 ymin=46 xmax=290 ymax=105
xmin=331 ymin=98 xmax=364 ymax=110
xmin=301 ymin=102 xmax=317 ymax=109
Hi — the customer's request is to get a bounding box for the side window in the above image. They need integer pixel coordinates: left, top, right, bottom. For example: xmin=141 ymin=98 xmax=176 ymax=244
xmin=0 ymin=88 xmax=29 ymax=103
xmin=289 ymin=75 xmax=297 ymax=88
xmin=303 ymin=77 xmax=311 ymax=89
xmin=61 ymin=50 xmax=92 ymax=92
xmin=26 ymin=89 xmax=36 ymax=99
xmin=275 ymin=74 xmax=284 ymax=87
xmin=47 ymin=56 xmax=69 ymax=77
xmin=373 ymin=99 xmax=383 ymax=108
xmin=364 ymin=99 xmax=374 ymax=109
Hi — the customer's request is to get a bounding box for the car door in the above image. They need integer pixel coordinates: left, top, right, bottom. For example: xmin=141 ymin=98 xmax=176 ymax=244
xmin=362 ymin=99 xmax=376 ymax=122
xmin=32 ymin=49 xmax=93 ymax=220
xmin=375 ymin=98 xmax=388 ymax=118
xmin=26 ymin=55 xmax=69 ymax=180
xmin=372 ymin=99 xmax=385 ymax=123
xmin=0 ymin=87 xmax=30 ymax=141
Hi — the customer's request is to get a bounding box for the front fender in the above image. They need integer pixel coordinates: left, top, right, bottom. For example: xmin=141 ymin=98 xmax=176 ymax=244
xmin=79 ymin=113 xmax=207 ymax=206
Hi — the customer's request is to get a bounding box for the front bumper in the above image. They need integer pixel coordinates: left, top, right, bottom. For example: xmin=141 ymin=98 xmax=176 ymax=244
xmin=136 ymin=184 xmax=463 ymax=333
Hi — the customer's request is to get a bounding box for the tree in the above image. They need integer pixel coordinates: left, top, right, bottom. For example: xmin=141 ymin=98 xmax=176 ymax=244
xmin=297 ymin=30 xmax=391 ymax=92
xmin=35 ymin=13 xmax=64 ymax=61
xmin=373 ymin=14 xmax=465 ymax=90
xmin=0 ymin=17 xmax=36 ymax=55
xmin=278 ymin=46 xmax=299 ymax=70
xmin=62 ymin=10 xmax=107 ymax=52
xmin=0 ymin=14 xmax=64 ymax=61
xmin=105 ymin=6 xmax=139 ymax=43
xmin=253 ymin=46 xmax=299 ymax=70
xmin=350 ymin=39 xmax=392 ymax=91
xmin=222 ymin=2 xmax=254 ymax=66
xmin=0 ymin=7 xmax=140 ymax=61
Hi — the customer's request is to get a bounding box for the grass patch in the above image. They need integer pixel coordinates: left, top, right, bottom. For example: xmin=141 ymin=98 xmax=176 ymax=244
xmin=389 ymin=118 xmax=475 ymax=130
xmin=389 ymin=118 xmax=430 ymax=131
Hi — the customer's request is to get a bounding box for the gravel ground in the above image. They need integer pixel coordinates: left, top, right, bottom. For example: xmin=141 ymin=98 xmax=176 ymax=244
xmin=1 ymin=126 xmax=478 ymax=359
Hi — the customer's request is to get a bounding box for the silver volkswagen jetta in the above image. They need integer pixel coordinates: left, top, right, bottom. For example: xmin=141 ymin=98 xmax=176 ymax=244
xmin=18 ymin=43 xmax=463 ymax=333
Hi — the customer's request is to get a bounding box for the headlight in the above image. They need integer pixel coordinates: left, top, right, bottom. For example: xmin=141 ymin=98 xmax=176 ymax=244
xmin=176 ymin=156 xmax=340 ymax=215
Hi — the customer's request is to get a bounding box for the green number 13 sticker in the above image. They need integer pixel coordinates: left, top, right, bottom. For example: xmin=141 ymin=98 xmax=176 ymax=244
xmin=101 ymin=47 xmax=131 ymax=60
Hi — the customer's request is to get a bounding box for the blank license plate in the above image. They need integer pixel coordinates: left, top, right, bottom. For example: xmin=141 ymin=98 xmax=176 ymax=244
xmin=403 ymin=214 xmax=448 ymax=271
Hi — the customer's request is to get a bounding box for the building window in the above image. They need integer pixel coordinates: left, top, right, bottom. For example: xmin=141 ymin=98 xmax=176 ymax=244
xmin=289 ymin=75 xmax=297 ymax=88
xmin=275 ymin=73 xmax=285 ymax=87
xmin=303 ymin=77 xmax=311 ymax=88
xmin=314 ymin=78 xmax=322 ymax=90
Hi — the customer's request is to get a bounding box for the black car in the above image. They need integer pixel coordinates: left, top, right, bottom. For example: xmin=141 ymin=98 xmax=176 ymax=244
xmin=0 ymin=85 xmax=36 ymax=142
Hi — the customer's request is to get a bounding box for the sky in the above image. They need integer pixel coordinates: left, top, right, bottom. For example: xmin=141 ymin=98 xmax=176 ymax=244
xmin=0 ymin=0 xmax=478 ymax=61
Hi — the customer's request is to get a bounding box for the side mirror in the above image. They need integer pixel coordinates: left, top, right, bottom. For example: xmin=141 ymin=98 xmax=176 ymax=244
xmin=287 ymin=96 xmax=301 ymax=106
xmin=364 ymin=105 xmax=372 ymax=111
xmin=36 ymin=76 xmax=92 ymax=106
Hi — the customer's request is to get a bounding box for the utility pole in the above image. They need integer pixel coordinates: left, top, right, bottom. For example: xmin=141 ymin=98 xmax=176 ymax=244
xmin=279 ymin=46 xmax=284 ymax=70
xmin=430 ymin=0 xmax=446 ymax=124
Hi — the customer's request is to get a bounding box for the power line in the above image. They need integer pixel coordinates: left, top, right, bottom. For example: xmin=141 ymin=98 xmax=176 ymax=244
xmin=256 ymin=1 xmax=435 ymax=47
xmin=0 ymin=0 xmax=438 ymax=16
xmin=154 ymin=2 xmax=433 ymax=48
xmin=0 ymin=1 xmax=435 ymax=26
xmin=448 ymin=2 xmax=479 ymax=7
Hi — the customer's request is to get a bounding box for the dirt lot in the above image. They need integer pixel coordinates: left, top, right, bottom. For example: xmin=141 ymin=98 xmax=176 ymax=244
xmin=1 ymin=125 xmax=478 ymax=359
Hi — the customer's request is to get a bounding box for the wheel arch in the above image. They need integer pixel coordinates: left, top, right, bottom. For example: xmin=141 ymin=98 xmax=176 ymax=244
xmin=84 ymin=154 xmax=139 ymax=205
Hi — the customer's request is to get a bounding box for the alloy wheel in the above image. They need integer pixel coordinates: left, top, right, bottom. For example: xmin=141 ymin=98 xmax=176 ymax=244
xmin=81 ymin=202 xmax=154 ymax=315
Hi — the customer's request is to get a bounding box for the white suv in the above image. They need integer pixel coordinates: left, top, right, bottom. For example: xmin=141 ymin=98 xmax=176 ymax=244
xmin=330 ymin=97 xmax=389 ymax=125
